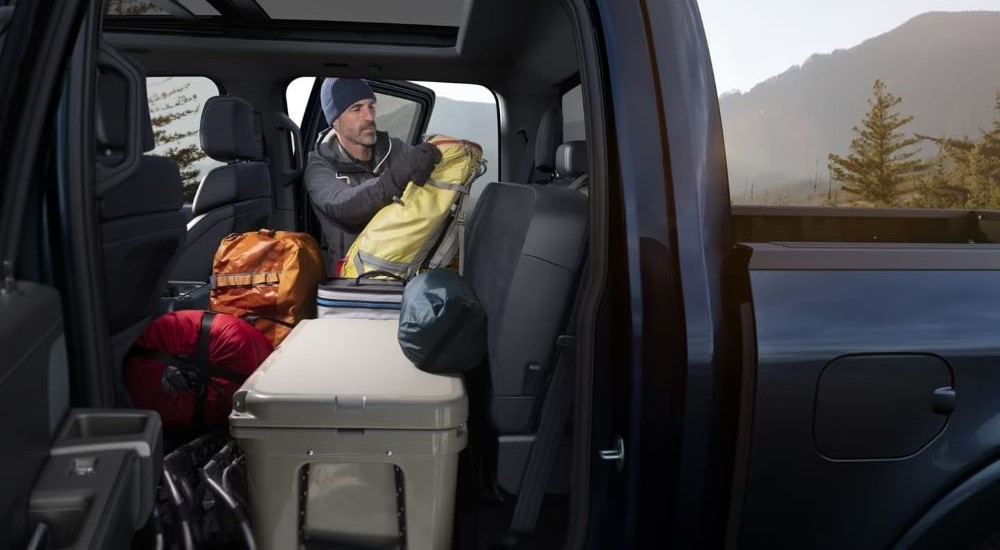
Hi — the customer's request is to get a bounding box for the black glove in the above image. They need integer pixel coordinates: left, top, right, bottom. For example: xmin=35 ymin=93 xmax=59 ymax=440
xmin=387 ymin=143 xmax=442 ymax=191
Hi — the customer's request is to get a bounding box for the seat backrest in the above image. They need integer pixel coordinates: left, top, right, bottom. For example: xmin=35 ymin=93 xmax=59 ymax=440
xmin=170 ymin=96 xmax=272 ymax=281
xmin=464 ymin=182 xmax=588 ymax=434
xmin=96 ymin=61 xmax=187 ymax=380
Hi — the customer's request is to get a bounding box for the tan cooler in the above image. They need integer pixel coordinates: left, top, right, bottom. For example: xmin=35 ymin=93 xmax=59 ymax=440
xmin=230 ymin=318 xmax=468 ymax=550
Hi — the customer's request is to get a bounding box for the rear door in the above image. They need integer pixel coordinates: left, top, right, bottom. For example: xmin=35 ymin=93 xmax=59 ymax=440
xmin=589 ymin=0 xmax=737 ymax=547
xmin=0 ymin=0 xmax=89 ymax=547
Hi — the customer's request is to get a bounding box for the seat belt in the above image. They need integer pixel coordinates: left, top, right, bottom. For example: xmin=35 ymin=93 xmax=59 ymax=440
xmin=516 ymin=128 xmax=534 ymax=183
xmin=192 ymin=311 xmax=215 ymax=429
xmin=508 ymin=261 xmax=588 ymax=534
xmin=508 ymin=333 xmax=576 ymax=534
xmin=568 ymin=174 xmax=588 ymax=192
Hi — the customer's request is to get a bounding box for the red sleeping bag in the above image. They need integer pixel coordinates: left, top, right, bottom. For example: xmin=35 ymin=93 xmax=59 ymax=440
xmin=124 ymin=310 xmax=272 ymax=431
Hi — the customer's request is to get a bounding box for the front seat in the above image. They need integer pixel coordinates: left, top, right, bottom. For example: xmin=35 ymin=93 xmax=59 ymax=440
xmin=96 ymin=59 xmax=187 ymax=383
xmin=170 ymin=96 xmax=272 ymax=282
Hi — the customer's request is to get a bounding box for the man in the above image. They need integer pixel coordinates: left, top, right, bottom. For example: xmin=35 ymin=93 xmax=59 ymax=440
xmin=304 ymin=77 xmax=441 ymax=264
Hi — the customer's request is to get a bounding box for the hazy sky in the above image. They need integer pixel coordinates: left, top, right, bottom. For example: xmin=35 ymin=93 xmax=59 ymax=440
xmin=698 ymin=0 xmax=1000 ymax=94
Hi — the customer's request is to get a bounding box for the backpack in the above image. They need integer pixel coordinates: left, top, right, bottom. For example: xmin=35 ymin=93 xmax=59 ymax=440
xmin=339 ymin=134 xmax=486 ymax=279
xmin=209 ymin=229 xmax=326 ymax=347
xmin=123 ymin=310 xmax=272 ymax=432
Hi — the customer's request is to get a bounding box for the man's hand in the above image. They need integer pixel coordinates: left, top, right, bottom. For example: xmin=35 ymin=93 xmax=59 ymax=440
xmin=387 ymin=143 xmax=442 ymax=191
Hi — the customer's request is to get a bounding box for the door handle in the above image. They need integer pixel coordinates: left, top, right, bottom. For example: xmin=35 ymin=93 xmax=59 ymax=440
xmin=599 ymin=435 xmax=626 ymax=471
xmin=933 ymin=386 xmax=957 ymax=415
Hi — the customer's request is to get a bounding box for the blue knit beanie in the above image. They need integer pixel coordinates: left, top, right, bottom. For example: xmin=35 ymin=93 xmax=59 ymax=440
xmin=321 ymin=78 xmax=376 ymax=125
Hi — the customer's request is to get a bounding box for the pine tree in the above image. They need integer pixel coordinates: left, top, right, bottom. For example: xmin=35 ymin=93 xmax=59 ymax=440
xmin=908 ymin=150 xmax=969 ymax=208
xmin=147 ymin=80 xmax=207 ymax=201
xmin=975 ymin=91 xmax=1000 ymax=203
xmin=104 ymin=0 xmax=164 ymax=16
xmin=915 ymin=91 xmax=1000 ymax=209
xmin=828 ymin=79 xmax=927 ymax=207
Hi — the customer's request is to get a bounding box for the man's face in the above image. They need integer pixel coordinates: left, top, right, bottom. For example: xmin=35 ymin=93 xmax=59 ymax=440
xmin=333 ymin=98 xmax=377 ymax=147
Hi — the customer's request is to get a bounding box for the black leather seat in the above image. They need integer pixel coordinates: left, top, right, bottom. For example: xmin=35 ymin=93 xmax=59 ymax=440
xmin=96 ymin=60 xmax=187 ymax=381
xmin=463 ymin=181 xmax=588 ymax=493
xmin=170 ymin=96 xmax=272 ymax=281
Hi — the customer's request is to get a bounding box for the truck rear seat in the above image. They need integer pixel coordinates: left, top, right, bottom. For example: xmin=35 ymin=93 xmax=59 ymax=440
xmin=463 ymin=181 xmax=588 ymax=493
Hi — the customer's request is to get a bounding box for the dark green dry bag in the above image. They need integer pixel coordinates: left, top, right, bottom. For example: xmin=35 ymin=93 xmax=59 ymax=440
xmin=397 ymin=269 xmax=486 ymax=375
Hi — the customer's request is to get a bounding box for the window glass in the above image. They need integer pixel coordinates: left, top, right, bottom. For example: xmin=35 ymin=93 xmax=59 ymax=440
xmin=146 ymin=76 xmax=222 ymax=201
xmin=286 ymin=77 xmax=423 ymax=143
xmin=105 ymin=0 xmax=170 ymax=15
xmin=700 ymin=1 xmax=1000 ymax=208
xmin=373 ymin=92 xmax=422 ymax=143
xmin=104 ymin=0 xmax=220 ymax=16
xmin=286 ymin=78 xmax=499 ymax=185
xmin=286 ymin=76 xmax=314 ymax=127
xmin=416 ymin=81 xmax=499 ymax=186
xmin=562 ymin=84 xmax=585 ymax=142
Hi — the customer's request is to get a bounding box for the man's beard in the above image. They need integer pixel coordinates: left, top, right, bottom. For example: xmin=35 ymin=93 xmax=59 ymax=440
xmin=344 ymin=124 xmax=377 ymax=147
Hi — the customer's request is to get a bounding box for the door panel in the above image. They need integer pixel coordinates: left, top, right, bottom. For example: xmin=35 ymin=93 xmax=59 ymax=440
xmin=0 ymin=282 xmax=66 ymax=549
xmin=742 ymin=247 xmax=1000 ymax=548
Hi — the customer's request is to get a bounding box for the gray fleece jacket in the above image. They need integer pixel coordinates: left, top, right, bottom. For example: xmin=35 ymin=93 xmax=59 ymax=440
xmin=304 ymin=129 xmax=413 ymax=261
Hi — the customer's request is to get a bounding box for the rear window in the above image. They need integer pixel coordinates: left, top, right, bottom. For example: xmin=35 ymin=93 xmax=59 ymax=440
xmin=146 ymin=76 xmax=222 ymax=201
xmin=562 ymin=84 xmax=584 ymax=142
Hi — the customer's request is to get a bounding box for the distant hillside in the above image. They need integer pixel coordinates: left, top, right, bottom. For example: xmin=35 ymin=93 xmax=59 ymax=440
xmin=720 ymin=11 xmax=1000 ymax=202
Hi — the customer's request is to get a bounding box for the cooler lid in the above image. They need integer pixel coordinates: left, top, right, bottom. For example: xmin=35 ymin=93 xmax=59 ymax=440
xmin=230 ymin=319 xmax=467 ymax=430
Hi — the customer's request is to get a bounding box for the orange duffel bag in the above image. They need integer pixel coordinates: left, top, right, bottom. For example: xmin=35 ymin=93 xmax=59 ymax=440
xmin=209 ymin=229 xmax=326 ymax=347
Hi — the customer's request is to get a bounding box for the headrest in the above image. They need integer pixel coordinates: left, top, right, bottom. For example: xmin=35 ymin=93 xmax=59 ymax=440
xmin=533 ymin=106 xmax=563 ymax=173
xmin=96 ymin=64 xmax=156 ymax=154
xmin=200 ymin=96 xmax=256 ymax=162
xmin=555 ymin=140 xmax=587 ymax=177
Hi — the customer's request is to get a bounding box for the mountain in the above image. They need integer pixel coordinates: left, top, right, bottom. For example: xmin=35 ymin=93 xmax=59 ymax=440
xmin=719 ymin=11 xmax=1000 ymax=201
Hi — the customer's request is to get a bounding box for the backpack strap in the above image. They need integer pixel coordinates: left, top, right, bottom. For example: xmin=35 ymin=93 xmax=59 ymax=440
xmin=241 ymin=314 xmax=297 ymax=330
